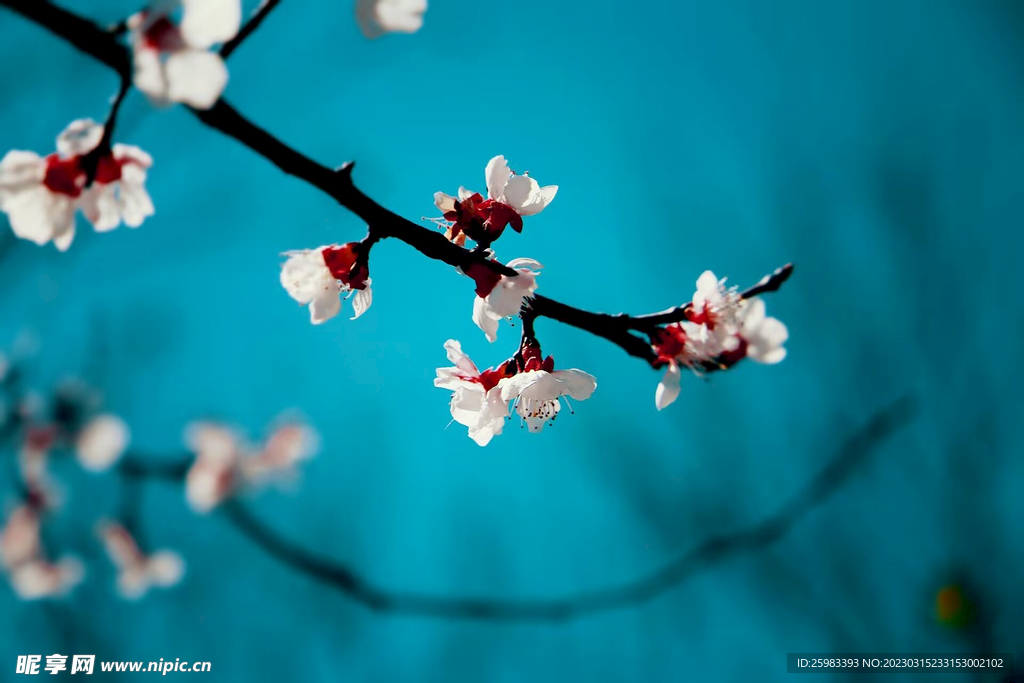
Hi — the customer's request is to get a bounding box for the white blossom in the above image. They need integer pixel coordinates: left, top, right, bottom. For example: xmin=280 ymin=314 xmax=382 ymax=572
xmin=184 ymin=423 xmax=240 ymax=513
xmin=237 ymin=422 xmax=319 ymax=487
xmin=652 ymin=272 xmax=788 ymax=410
xmin=1 ymin=505 xmax=83 ymax=600
xmin=128 ymin=0 xmax=242 ymax=109
xmin=0 ymin=120 xmax=153 ymax=251
xmin=472 ymin=258 xmax=541 ymax=342
xmin=499 ymin=367 xmax=596 ymax=433
xmin=98 ymin=521 xmax=184 ymax=599
xmin=434 ymin=340 xmax=510 ymax=446
xmin=184 ymin=418 xmax=320 ymax=511
xmin=75 ymin=414 xmax=130 ymax=472
xmin=484 ymin=156 xmax=557 ymax=218
xmin=8 ymin=558 xmax=84 ymax=600
xmin=736 ymin=298 xmax=788 ymax=364
xmin=280 ymin=244 xmax=372 ymax=324
xmin=356 ymin=0 xmax=427 ymax=39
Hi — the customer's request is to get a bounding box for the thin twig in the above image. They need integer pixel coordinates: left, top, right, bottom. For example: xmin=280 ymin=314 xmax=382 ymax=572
xmin=220 ymin=0 xmax=282 ymax=59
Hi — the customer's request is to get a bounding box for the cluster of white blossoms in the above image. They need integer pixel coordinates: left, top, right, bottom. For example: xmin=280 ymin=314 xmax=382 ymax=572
xmin=434 ymin=155 xmax=557 ymax=247
xmin=0 ymin=379 xmax=134 ymax=599
xmin=0 ymin=350 xmax=320 ymax=600
xmin=184 ymin=419 xmax=319 ymax=513
xmin=0 ymin=504 xmax=83 ymax=600
xmin=651 ymin=271 xmax=788 ymax=410
xmin=0 ymin=120 xmax=153 ymax=251
xmin=280 ymin=154 xmax=790 ymax=446
xmin=434 ymin=340 xmax=596 ymax=446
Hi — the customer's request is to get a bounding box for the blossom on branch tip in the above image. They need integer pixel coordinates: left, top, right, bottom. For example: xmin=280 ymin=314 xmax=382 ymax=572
xmin=0 ymin=120 xmax=154 ymax=250
xmin=356 ymin=0 xmax=427 ymax=38
xmin=280 ymin=243 xmax=372 ymax=324
xmin=434 ymin=340 xmax=514 ymax=447
xmin=466 ymin=258 xmax=541 ymax=342
xmin=731 ymin=298 xmax=788 ymax=365
xmin=98 ymin=521 xmax=184 ymax=600
xmin=434 ymin=156 xmax=557 ymax=245
xmin=128 ymin=0 xmax=242 ymax=109
xmin=652 ymin=271 xmax=788 ymax=410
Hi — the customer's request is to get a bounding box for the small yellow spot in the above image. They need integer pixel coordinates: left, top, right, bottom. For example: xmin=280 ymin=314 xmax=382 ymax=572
xmin=935 ymin=584 xmax=972 ymax=627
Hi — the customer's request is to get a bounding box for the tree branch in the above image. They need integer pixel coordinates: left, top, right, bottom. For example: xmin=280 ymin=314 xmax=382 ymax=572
xmin=0 ymin=0 xmax=792 ymax=366
xmin=118 ymin=397 xmax=916 ymax=621
xmin=220 ymin=0 xmax=282 ymax=59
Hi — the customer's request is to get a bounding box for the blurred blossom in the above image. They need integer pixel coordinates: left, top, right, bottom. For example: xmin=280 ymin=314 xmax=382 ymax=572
xmin=75 ymin=414 xmax=130 ymax=472
xmin=356 ymin=0 xmax=427 ymax=39
xmin=98 ymin=521 xmax=185 ymax=600
xmin=185 ymin=418 xmax=319 ymax=513
xmin=128 ymin=0 xmax=242 ymax=109
xmin=0 ymin=120 xmax=154 ymax=251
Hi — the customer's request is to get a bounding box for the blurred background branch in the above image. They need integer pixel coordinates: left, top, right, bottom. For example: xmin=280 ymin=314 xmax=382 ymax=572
xmin=116 ymin=396 xmax=916 ymax=621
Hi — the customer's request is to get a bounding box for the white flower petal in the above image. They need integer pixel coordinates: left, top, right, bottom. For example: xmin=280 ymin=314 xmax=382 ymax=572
xmin=505 ymin=257 xmax=543 ymax=271
xmin=350 ymin=283 xmax=372 ymax=320
xmin=55 ymin=119 xmax=103 ymax=158
xmin=484 ymin=155 xmax=511 ymax=201
xmin=500 ymin=174 xmax=540 ymax=213
xmin=132 ymin=46 xmax=170 ymax=104
xmin=146 ymin=550 xmax=185 ymax=587
xmin=4 ymin=187 xmax=74 ymax=247
xmin=75 ymin=414 xmax=129 ymax=472
xmin=80 ymin=185 xmax=121 ymax=232
xmin=655 ymin=364 xmax=681 ymax=410
xmin=552 ymin=369 xmax=596 ymax=401
xmin=309 ymin=290 xmax=342 ymax=324
xmin=280 ymin=249 xmax=334 ymax=304
xmin=0 ymin=150 xmax=45 ymax=204
xmin=434 ymin=191 xmax=456 ymax=214
xmin=180 ymin=0 xmax=242 ymax=49
xmin=472 ymin=296 xmax=500 ymax=342
xmin=165 ymin=49 xmax=228 ymax=109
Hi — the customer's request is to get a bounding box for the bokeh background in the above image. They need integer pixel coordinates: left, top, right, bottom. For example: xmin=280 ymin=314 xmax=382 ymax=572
xmin=1 ymin=0 xmax=1022 ymax=680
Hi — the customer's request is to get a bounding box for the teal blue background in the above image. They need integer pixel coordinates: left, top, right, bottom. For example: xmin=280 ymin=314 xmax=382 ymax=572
xmin=1 ymin=0 xmax=1022 ymax=680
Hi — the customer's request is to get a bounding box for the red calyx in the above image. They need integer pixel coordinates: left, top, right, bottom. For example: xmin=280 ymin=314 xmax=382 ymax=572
xmin=686 ymin=304 xmax=716 ymax=331
xmin=475 ymin=360 xmax=516 ymax=392
xmin=714 ymin=337 xmax=748 ymax=368
xmin=463 ymin=261 xmax=502 ymax=298
xmin=322 ymin=242 xmax=369 ymax=289
xmin=444 ymin=193 xmax=523 ymax=245
xmin=518 ymin=342 xmax=554 ymax=373
xmin=43 ymin=155 xmax=85 ymax=197
xmin=652 ymin=323 xmax=688 ymax=366
xmin=143 ymin=16 xmax=183 ymax=51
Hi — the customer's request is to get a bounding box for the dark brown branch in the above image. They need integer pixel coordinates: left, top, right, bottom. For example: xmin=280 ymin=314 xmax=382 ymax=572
xmin=80 ymin=70 xmax=132 ymax=183
xmin=0 ymin=0 xmax=792 ymax=366
xmin=122 ymin=398 xmax=916 ymax=621
xmin=221 ymin=0 xmax=282 ymax=59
